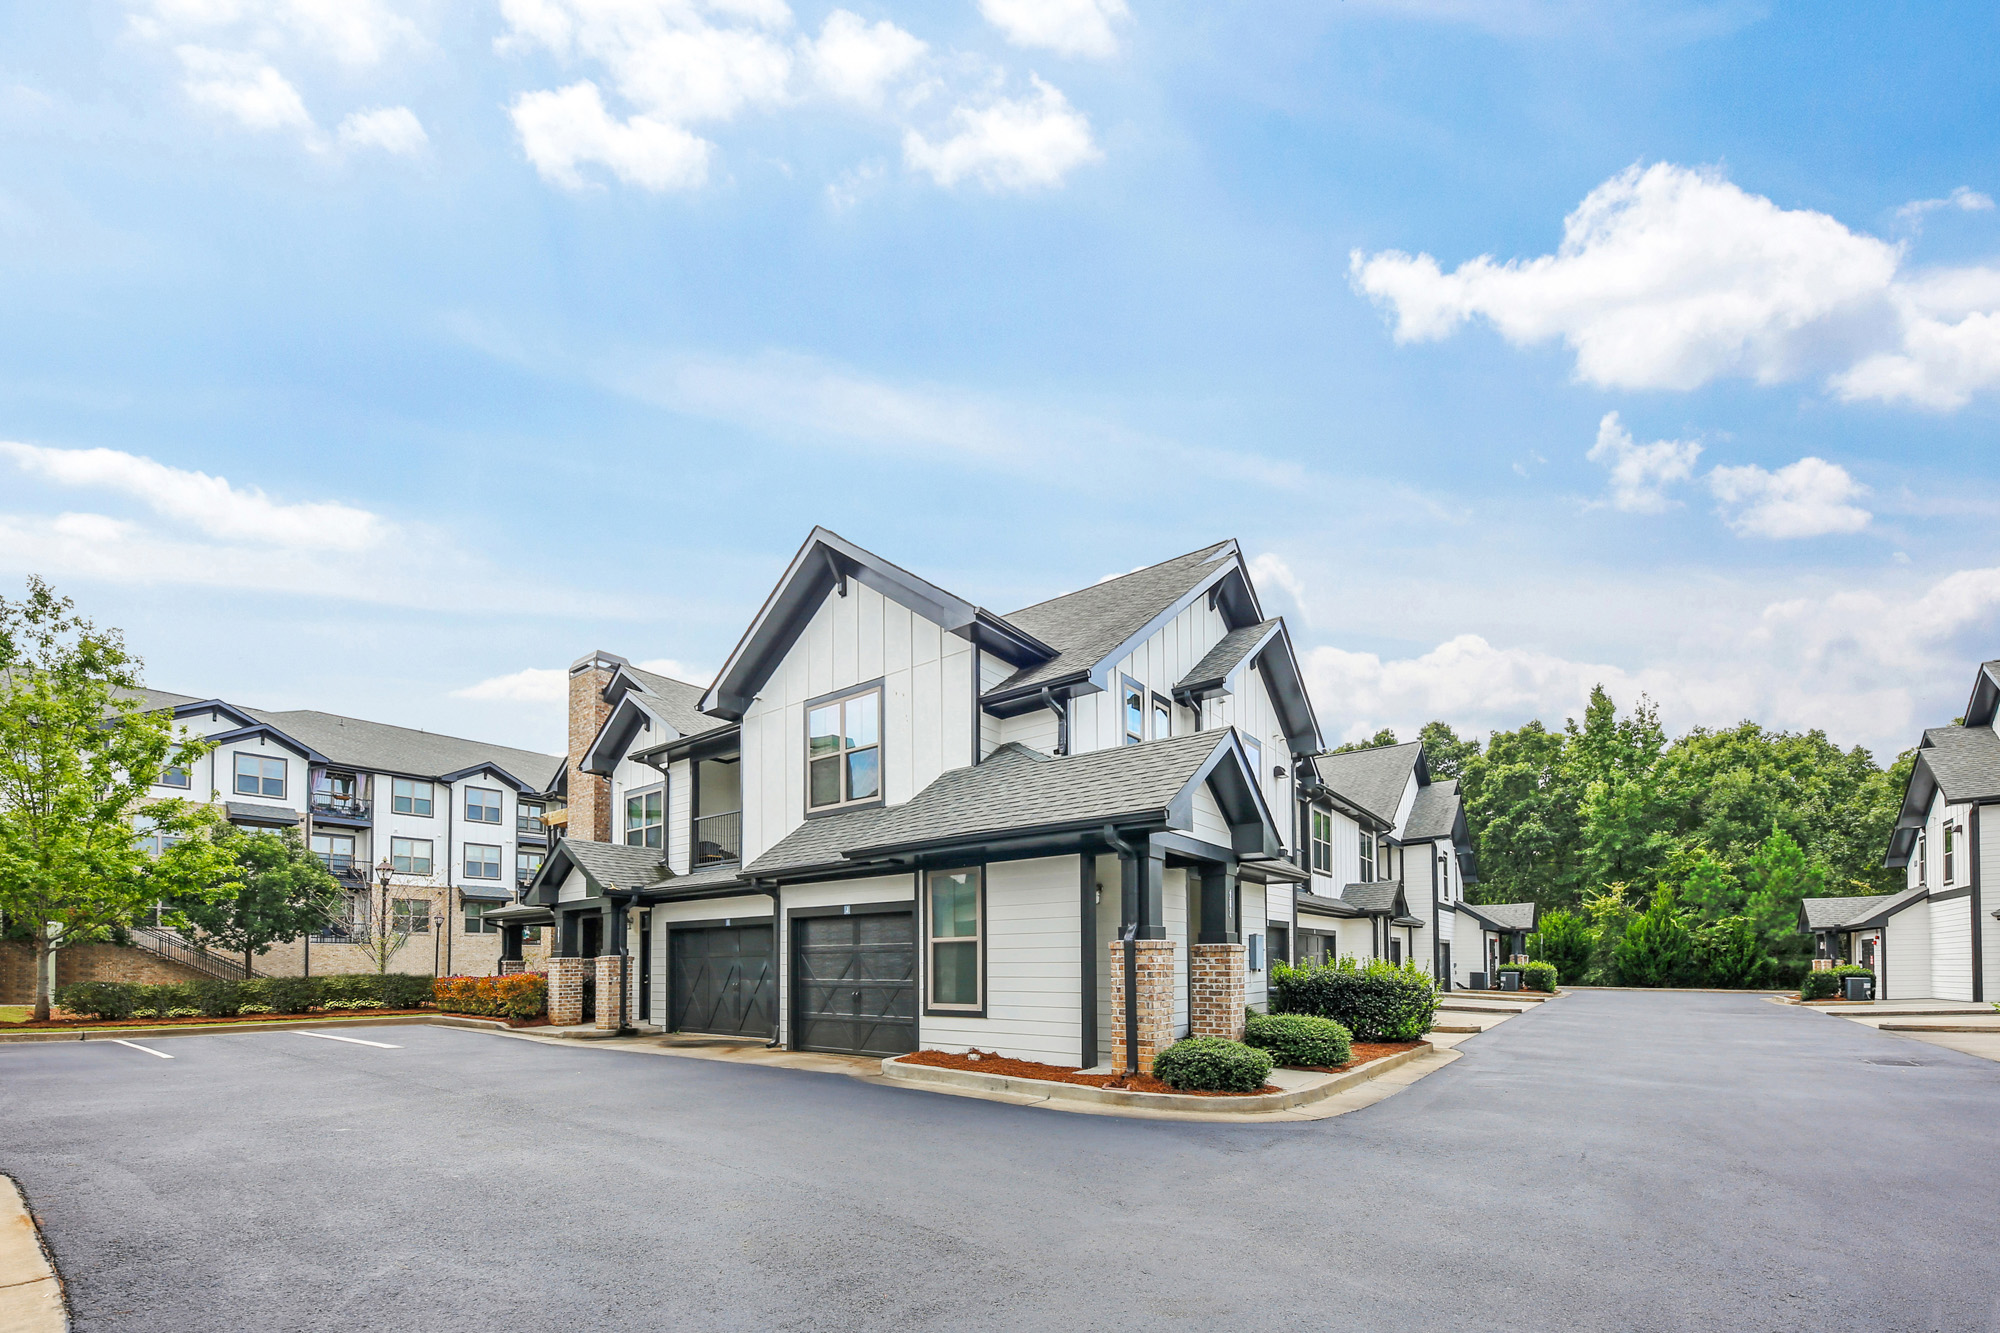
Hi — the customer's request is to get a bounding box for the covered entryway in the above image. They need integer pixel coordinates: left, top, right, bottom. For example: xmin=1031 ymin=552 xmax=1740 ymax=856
xmin=792 ymin=910 xmax=917 ymax=1057
xmin=668 ymin=924 xmax=775 ymax=1038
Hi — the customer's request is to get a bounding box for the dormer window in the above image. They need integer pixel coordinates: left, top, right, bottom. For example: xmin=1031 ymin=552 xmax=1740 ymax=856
xmin=808 ymin=686 xmax=881 ymax=811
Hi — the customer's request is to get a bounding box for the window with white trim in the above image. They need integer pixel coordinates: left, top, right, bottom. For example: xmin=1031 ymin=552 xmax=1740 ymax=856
xmin=1945 ymin=822 xmax=1960 ymax=884
xmin=466 ymin=787 xmax=503 ymax=824
xmin=1359 ymin=830 xmax=1376 ymax=882
xmin=1122 ymin=677 xmax=1145 ymax=745
xmin=1917 ymin=829 xmax=1927 ymax=885
xmin=1152 ymin=694 xmax=1172 ymax=741
xmin=392 ymin=778 xmax=434 ymax=818
xmin=926 ymin=867 xmax=983 ymax=1011
xmin=1310 ymin=809 xmax=1332 ymax=874
xmin=517 ymin=849 xmax=544 ymax=886
xmin=391 ymin=837 xmax=433 ymax=876
xmin=234 ymin=753 xmax=286 ymax=798
xmin=159 ymin=765 xmax=190 ymax=789
xmin=464 ymin=843 xmax=502 ymax=880
xmin=624 ymin=787 xmax=663 ymax=848
xmin=807 ymin=687 xmax=881 ymax=810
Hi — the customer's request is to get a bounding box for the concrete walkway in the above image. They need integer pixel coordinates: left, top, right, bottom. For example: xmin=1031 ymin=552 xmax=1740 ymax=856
xmin=0 ymin=1175 xmax=66 ymax=1332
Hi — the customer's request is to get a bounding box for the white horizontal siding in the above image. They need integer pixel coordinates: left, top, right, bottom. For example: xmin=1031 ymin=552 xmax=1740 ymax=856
xmin=1190 ymin=785 xmax=1230 ymax=845
xmin=1884 ymin=900 xmax=1931 ymax=1000
xmin=924 ymin=856 xmax=1083 ymax=1066
xmin=1931 ymin=895 xmax=1973 ymax=1001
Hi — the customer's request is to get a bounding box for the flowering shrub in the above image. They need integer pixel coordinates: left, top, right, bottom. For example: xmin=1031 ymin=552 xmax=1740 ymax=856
xmin=237 ymin=1004 xmax=275 ymax=1015
xmin=322 ymin=999 xmax=385 ymax=1011
xmin=434 ymin=973 xmax=546 ymax=1020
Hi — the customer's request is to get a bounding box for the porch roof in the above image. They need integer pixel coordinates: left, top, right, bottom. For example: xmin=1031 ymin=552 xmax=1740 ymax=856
xmin=1799 ymin=893 xmax=1897 ymax=932
xmin=1457 ymin=901 xmax=1538 ymax=934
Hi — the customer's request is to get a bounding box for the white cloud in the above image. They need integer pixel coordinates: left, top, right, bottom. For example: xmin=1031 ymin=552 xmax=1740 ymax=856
xmin=903 ymin=76 xmax=1099 ymax=191
xmin=174 ymin=45 xmax=312 ymax=131
xmin=1585 ymin=411 xmax=1701 ymax=513
xmin=1708 ymin=457 xmax=1870 ymax=539
xmin=135 ymin=0 xmax=419 ymax=68
xmin=978 ymin=0 xmax=1130 ymax=58
xmin=512 ymin=81 xmax=711 ymax=190
xmin=637 ymin=657 xmax=709 ymax=685
xmin=0 ymin=441 xmax=385 ymax=551
xmin=825 ymin=159 xmax=885 ymax=211
xmin=1248 ymin=551 xmax=1309 ymax=616
xmin=1352 ymin=162 xmax=2000 ymax=411
xmin=807 ymin=10 xmax=925 ymax=106
xmin=453 ymin=657 xmax=709 ymax=704
xmin=336 ymin=105 xmax=426 ymax=154
xmin=1896 ymin=185 xmax=1994 ymax=227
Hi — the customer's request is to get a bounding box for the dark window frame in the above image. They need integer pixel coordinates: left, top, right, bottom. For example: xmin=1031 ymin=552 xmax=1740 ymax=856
xmin=390 ymin=836 xmax=434 ymax=876
xmin=804 ymin=680 xmax=885 ymax=817
xmin=923 ymin=864 xmax=986 ymax=1017
xmin=1150 ymin=691 xmax=1172 ymax=742
xmin=463 ymin=842 xmax=503 ymax=880
xmin=391 ymin=777 xmax=435 ymax=819
xmin=623 ymin=784 xmax=664 ymax=849
xmin=1121 ymin=675 xmax=1145 ymax=746
xmin=393 ymin=897 xmax=432 ymax=935
xmin=466 ymin=786 xmax=504 ymax=825
xmin=233 ymin=752 xmax=287 ymax=799
xmin=159 ymin=765 xmax=190 ymax=789
xmin=1310 ymin=808 xmax=1333 ymax=874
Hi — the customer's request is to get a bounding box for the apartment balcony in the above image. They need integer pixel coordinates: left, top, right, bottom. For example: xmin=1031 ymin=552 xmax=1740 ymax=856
xmin=314 ymin=853 xmax=368 ymax=886
xmin=309 ymin=794 xmax=374 ymax=827
xmin=692 ymin=811 xmax=742 ymax=868
xmin=516 ymin=820 xmax=549 ymax=846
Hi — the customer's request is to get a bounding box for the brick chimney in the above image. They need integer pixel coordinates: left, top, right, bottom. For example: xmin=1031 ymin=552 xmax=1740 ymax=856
xmin=567 ymin=650 xmax=627 ymax=844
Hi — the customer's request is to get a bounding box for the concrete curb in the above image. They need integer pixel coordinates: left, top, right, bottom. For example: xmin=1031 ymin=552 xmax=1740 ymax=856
xmin=0 ymin=1014 xmax=511 ymax=1044
xmin=0 ymin=1174 xmax=67 ymax=1333
xmin=879 ymin=1042 xmax=1434 ymax=1116
xmin=1876 ymin=1023 xmax=2000 ymax=1033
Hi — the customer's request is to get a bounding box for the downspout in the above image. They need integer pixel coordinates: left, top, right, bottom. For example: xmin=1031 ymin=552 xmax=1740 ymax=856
xmin=1039 ymin=687 xmax=1068 ymax=756
xmin=1972 ymin=803 xmax=1985 ymax=1004
xmin=1102 ymin=824 xmax=1139 ymax=1076
xmin=764 ymin=881 xmax=785 ymax=1048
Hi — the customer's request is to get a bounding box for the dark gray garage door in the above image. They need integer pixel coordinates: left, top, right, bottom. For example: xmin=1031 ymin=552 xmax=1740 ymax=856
xmin=792 ymin=911 xmax=917 ymax=1057
xmin=668 ymin=924 xmax=775 ymax=1038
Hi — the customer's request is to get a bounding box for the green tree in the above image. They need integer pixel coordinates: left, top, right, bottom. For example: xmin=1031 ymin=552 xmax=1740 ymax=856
xmin=1693 ymin=915 xmax=1771 ymax=989
xmin=1614 ymin=884 xmax=1698 ymax=987
xmin=1741 ymin=826 xmax=1828 ymax=974
xmin=1461 ymin=719 xmax=1585 ymax=911
xmin=0 ymin=580 xmax=238 ymax=1019
xmin=1418 ymin=720 xmax=1481 ymax=781
xmin=1330 ymin=727 xmax=1398 ymax=754
xmin=173 ymin=827 xmax=344 ymax=978
xmin=1527 ymin=908 xmax=1592 ymax=987
xmin=1676 ymin=850 xmax=1743 ymax=920
xmin=1581 ymin=880 xmax=1638 ymax=984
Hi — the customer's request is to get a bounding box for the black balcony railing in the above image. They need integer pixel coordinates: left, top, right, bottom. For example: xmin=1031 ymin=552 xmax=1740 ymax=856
xmin=314 ymin=853 xmax=367 ymax=884
xmin=310 ymin=918 xmax=368 ymax=944
xmin=692 ymin=810 xmax=742 ymax=867
xmin=311 ymin=794 xmax=373 ymax=821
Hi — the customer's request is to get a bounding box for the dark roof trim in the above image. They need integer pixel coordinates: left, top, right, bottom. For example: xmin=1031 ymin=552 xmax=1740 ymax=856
xmin=203 ymin=723 xmax=326 ymax=764
xmin=1963 ymin=660 xmax=2000 ymax=729
xmin=436 ymin=761 xmax=544 ymax=794
xmin=581 ymin=693 xmax=664 ymax=777
xmin=1175 ymin=619 xmax=1283 ymax=701
xmin=631 ymin=722 xmax=741 ymax=767
xmin=701 ymin=527 xmax=1055 ymax=721
xmin=169 ymin=699 xmax=263 ymax=729
xmin=1166 ymin=729 xmax=1286 ymax=857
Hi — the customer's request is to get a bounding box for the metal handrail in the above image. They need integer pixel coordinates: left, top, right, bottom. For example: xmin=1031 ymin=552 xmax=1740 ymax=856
xmin=310 ymin=794 xmax=373 ymax=820
xmin=127 ymin=926 xmax=269 ymax=980
xmin=692 ymin=810 xmax=742 ymax=867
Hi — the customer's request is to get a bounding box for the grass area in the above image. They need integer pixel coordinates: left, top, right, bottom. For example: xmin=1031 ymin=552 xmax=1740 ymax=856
xmin=0 ymin=1006 xmax=29 ymax=1023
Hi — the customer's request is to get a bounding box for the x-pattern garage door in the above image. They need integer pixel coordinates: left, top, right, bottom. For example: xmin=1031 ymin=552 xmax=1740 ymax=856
xmin=669 ymin=924 xmax=775 ymax=1039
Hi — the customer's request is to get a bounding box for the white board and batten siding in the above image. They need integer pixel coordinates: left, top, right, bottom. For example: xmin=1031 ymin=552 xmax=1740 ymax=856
xmin=1884 ymin=900 xmax=1932 ymax=1001
xmin=926 ymin=857 xmax=1083 ymax=1066
xmin=1985 ymin=816 xmax=2000 ymax=1000
xmin=1930 ymin=895 xmax=1975 ymax=1001
xmin=1068 ymin=598 xmax=1229 ymax=758
xmin=739 ymin=583 xmax=977 ymax=867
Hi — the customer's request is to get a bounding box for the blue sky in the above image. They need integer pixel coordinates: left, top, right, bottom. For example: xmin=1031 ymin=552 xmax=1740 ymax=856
xmin=2 ymin=0 xmax=1997 ymax=760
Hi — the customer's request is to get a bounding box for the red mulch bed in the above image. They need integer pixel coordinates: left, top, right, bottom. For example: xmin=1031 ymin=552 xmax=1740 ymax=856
xmin=1286 ymin=1040 xmax=1425 ymax=1073
xmin=0 ymin=1008 xmax=544 ymax=1031
xmin=898 ymin=1042 xmax=1425 ymax=1097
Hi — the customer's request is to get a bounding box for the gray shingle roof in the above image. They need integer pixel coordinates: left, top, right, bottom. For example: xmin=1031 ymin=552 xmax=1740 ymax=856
xmin=561 ymin=839 xmax=672 ymax=894
xmin=1920 ymin=725 xmax=2000 ymax=802
xmin=241 ymin=707 xmax=564 ymax=790
xmin=625 ymin=667 xmax=732 ymax=742
xmin=992 ymin=542 xmax=1239 ymax=695
xmin=1296 ymin=888 xmax=1364 ymax=919
xmin=1402 ymin=778 xmax=1462 ymax=842
xmin=1464 ymin=902 xmax=1537 ymax=933
xmin=1177 ymin=618 xmax=1281 ymax=694
xmin=849 ymin=734 xmax=1230 ymax=857
xmin=745 ymin=804 xmax=899 ymax=876
xmin=224 ymin=801 xmax=299 ymax=826
xmin=656 ymin=864 xmax=753 ymax=893
xmin=1799 ymin=894 xmax=1897 ymax=931
xmin=1313 ymin=742 xmax=1422 ymax=825
xmin=1338 ymin=881 xmax=1404 ymax=915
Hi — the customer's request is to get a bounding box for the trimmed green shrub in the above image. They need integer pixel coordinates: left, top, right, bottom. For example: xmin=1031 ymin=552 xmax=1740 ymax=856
xmin=53 ymin=981 xmax=141 ymax=1020
xmin=1511 ymin=960 xmax=1558 ymax=993
xmin=189 ymin=979 xmax=243 ymax=1018
xmin=261 ymin=976 xmax=319 ymax=1014
xmin=1243 ymin=1012 xmax=1352 ymax=1067
xmin=1800 ymin=964 xmax=1873 ymax=1001
xmin=1151 ymin=1036 xmax=1274 ymax=1092
xmin=1270 ymin=958 xmax=1440 ymax=1041
xmin=315 ymin=973 xmax=378 ymax=1003
xmin=377 ymin=973 xmax=433 ymax=1010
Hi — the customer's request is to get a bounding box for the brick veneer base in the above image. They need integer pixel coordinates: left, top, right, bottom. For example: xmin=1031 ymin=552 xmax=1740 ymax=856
xmin=0 ymin=942 xmax=211 ymax=1005
xmin=1106 ymin=939 xmax=1176 ymax=1073
xmin=594 ymin=954 xmax=626 ymax=1031
xmin=1189 ymin=942 xmax=1247 ymax=1041
xmin=546 ymin=956 xmax=590 ymax=1025
xmin=497 ymin=959 xmax=525 ymax=975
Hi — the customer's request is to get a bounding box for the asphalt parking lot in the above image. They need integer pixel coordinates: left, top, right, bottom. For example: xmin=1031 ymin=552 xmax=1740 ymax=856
xmin=3 ymin=991 xmax=1997 ymax=1332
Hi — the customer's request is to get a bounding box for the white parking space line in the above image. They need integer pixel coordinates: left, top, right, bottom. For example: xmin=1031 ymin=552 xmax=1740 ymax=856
xmin=109 ymin=1038 xmax=173 ymax=1059
xmin=296 ymin=1031 xmax=401 ymax=1049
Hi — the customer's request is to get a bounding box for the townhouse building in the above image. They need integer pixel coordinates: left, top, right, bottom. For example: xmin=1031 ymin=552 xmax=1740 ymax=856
xmin=1801 ymin=656 xmax=2000 ymax=1002
xmin=498 ymin=527 xmax=1527 ymax=1071
xmin=136 ymin=690 xmax=565 ymax=978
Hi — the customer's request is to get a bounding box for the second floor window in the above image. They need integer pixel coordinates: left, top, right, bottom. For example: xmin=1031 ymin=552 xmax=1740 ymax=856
xmin=625 ymin=787 xmax=663 ymax=848
xmin=159 ymin=765 xmax=189 ymax=789
xmin=234 ymin=753 xmax=285 ymax=798
xmin=466 ymin=787 xmax=502 ymax=824
xmin=1360 ymin=830 xmax=1376 ymax=882
xmin=1311 ymin=809 xmax=1332 ymax=874
xmin=517 ymin=801 xmax=545 ymax=834
xmin=391 ymin=837 xmax=433 ymax=876
xmin=1122 ymin=677 xmax=1145 ymax=745
xmin=517 ymin=849 xmax=544 ymax=885
xmin=1152 ymin=694 xmax=1171 ymax=741
xmin=132 ymin=816 xmax=179 ymax=857
xmin=807 ymin=687 xmax=880 ymax=811
xmin=310 ymin=832 xmax=355 ymax=875
xmin=464 ymin=843 xmax=502 ymax=880
xmin=1944 ymin=823 xmax=1957 ymax=884
xmin=392 ymin=778 xmax=434 ymax=817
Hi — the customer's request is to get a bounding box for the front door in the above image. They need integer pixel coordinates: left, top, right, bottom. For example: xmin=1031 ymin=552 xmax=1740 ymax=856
xmin=792 ymin=911 xmax=917 ymax=1057
xmin=1440 ymin=942 xmax=1451 ymax=991
xmin=669 ymin=924 xmax=775 ymax=1038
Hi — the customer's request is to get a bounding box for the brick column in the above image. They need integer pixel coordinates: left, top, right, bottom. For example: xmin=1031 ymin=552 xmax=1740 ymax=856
xmin=1189 ymin=942 xmax=1246 ymax=1041
xmin=1107 ymin=939 xmax=1176 ymax=1073
xmin=594 ymin=953 xmax=625 ymax=1032
xmin=498 ymin=959 xmax=524 ymax=976
xmin=546 ymin=956 xmax=589 ymax=1025
xmin=567 ymin=651 xmax=622 ymax=843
